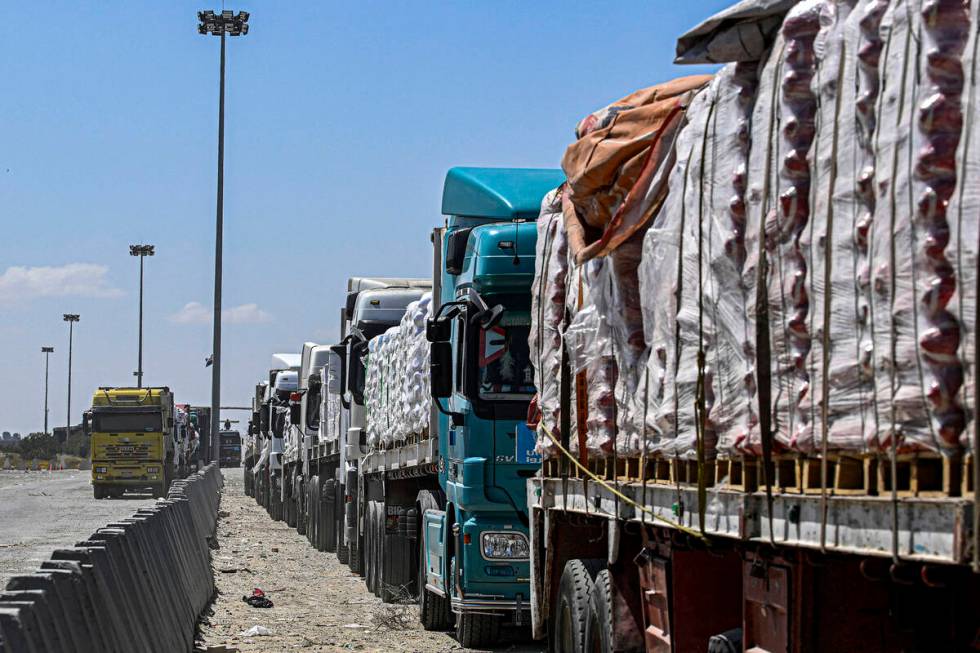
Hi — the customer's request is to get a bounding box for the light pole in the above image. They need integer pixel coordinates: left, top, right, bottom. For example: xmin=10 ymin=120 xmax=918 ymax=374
xmin=129 ymin=244 xmax=155 ymax=388
xmin=198 ymin=9 xmax=249 ymax=453
xmin=41 ymin=347 xmax=54 ymax=435
xmin=63 ymin=314 xmax=80 ymax=438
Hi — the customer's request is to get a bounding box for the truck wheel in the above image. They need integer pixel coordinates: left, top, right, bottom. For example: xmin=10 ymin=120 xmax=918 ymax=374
xmin=372 ymin=502 xmax=385 ymax=598
xmin=285 ymin=474 xmax=297 ymax=528
xmin=309 ymin=477 xmax=318 ymax=546
xmin=93 ymin=485 xmax=105 ymax=500
xmin=349 ymin=536 xmax=361 ymax=575
xmin=456 ymin=613 xmax=501 ymax=649
xmin=585 ymin=570 xmax=614 ymax=653
xmin=295 ymin=476 xmax=306 ymax=535
xmin=418 ymin=531 xmax=452 ymax=630
xmin=322 ymin=479 xmax=337 ymax=553
xmin=364 ymin=502 xmax=375 ymax=592
xmin=152 ymin=482 xmax=167 ymax=499
xmin=551 ymin=559 xmax=604 ymax=653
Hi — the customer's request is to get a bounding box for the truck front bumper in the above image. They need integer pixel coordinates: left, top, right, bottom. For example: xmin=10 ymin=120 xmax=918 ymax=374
xmin=92 ymin=462 xmax=164 ymax=485
xmin=450 ymin=594 xmax=531 ymax=622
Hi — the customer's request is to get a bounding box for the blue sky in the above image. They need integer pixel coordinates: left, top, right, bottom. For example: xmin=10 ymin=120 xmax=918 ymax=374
xmin=0 ymin=1 xmax=726 ymax=435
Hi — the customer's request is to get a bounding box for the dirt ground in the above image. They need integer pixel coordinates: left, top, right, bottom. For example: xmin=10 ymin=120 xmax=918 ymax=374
xmin=197 ymin=468 xmax=543 ymax=653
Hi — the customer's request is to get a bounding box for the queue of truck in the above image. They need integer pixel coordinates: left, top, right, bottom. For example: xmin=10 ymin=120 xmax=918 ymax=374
xmin=241 ymin=1 xmax=980 ymax=650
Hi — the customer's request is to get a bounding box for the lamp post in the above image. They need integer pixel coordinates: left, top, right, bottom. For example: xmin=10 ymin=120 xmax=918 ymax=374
xmin=41 ymin=347 xmax=54 ymax=435
xmin=63 ymin=314 xmax=80 ymax=437
xmin=129 ymin=244 xmax=155 ymax=388
xmin=198 ymin=9 xmax=249 ymax=453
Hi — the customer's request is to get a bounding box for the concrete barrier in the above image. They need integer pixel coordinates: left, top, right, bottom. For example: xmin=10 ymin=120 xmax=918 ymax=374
xmin=0 ymin=464 xmax=223 ymax=653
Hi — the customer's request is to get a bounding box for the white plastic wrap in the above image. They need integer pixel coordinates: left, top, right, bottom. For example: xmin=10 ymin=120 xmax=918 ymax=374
xmin=530 ymin=190 xmax=568 ymax=457
xmin=363 ymin=293 xmax=433 ymax=448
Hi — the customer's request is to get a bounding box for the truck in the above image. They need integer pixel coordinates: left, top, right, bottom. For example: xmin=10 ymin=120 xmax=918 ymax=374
xmin=86 ymin=386 xmax=176 ymax=499
xmin=217 ymin=429 xmax=242 ymax=467
xmin=524 ymin=2 xmax=980 ymax=651
xmin=243 ymin=381 xmax=267 ymax=498
xmin=328 ymin=167 xmax=563 ymax=648
xmin=253 ymin=356 xmax=300 ymax=520
xmin=280 ymin=342 xmax=337 ymax=532
xmin=298 ymin=278 xmax=431 ymax=564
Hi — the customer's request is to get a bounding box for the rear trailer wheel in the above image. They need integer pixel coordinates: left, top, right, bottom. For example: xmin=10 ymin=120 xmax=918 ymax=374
xmin=585 ymin=570 xmax=614 ymax=653
xmin=456 ymin=613 xmax=501 ymax=649
xmin=551 ymin=559 xmax=604 ymax=653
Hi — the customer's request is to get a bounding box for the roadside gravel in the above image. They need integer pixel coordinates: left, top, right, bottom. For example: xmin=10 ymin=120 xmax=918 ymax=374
xmin=197 ymin=468 xmax=542 ymax=653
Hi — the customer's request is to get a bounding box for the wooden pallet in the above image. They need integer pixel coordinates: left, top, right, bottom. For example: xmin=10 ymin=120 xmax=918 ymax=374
xmin=715 ymin=456 xmax=758 ymax=492
xmin=876 ymin=454 xmax=948 ymax=498
xmin=800 ymin=455 xmax=873 ymax=496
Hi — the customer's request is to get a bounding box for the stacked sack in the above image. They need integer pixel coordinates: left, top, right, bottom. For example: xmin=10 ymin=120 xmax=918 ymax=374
xmin=364 ymin=293 xmax=433 ymax=448
xmin=530 ymin=0 xmax=979 ymax=461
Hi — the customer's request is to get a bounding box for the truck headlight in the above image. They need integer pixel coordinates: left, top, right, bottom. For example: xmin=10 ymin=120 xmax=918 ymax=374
xmin=480 ymin=532 xmax=530 ymax=560
xmin=95 ymin=467 xmax=107 ymax=473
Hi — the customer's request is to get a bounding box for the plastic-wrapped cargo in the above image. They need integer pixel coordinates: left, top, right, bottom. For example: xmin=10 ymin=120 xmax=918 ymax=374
xmin=363 ymin=293 xmax=433 ymax=448
xmin=531 ymin=190 xmax=568 ymax=456
xmin=529 ymin=0 xmax=980 ymax=462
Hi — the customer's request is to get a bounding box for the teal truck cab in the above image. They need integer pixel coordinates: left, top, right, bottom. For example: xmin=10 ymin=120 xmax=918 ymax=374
xmin=357 ymin=167 xmax=562 ymax=648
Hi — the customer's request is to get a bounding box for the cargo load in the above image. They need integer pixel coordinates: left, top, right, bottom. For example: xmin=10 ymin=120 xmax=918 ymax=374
xmin=531 ymin=0 xmax=980 ymax=467
xmin=364 ymin=292 xmax=433 ymax=447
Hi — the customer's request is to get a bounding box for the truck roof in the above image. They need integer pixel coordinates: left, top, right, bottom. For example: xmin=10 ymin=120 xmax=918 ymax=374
xmin=353 ymin=286 xmax=429 ymax=332
xmin=346 ymin=277 xmax=430 ymax=292
xmin=271 ymin=353 xmax=300 ymax=369
xmin=441 ymin=167 xmax=565 ymax=219
xmin=92 ymin=387 xmax=171 ymax=407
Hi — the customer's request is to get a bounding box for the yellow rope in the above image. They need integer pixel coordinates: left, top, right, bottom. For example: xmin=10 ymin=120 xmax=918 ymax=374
xmin=540 ymin=423 xmax=708 ymax=541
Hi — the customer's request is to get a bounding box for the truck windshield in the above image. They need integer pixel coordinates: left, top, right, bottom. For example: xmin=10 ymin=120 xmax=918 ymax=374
xmin=478 ymin=314 xmax=534 ymax=401
xmin=92 ymin=411 xmax=162 ymax=433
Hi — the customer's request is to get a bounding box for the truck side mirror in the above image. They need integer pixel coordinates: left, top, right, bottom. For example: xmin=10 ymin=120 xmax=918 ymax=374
xmin=426 ymin=316 xmax=452 ymax=342
xmin=445 ymin=227 xmax=473 ymax=275
xmin=430 ymin=342 xmax=453 ymax=398
xmin=252 ymin=411 xmax=260 ymax=427
xmin=259 ymin=408 xmax=270 ymax=433
xmin=477 ymin=305 xmax=505 ymax=330
xmin=82 ymin=412 xmax=91 ymax=436
xmin=289 ymin=399 xmax=301 ymax=425
xmin=345 ymin=291 xmax=359 ymax=318
xmin=168 ymin=417 xmax=175 ymax=429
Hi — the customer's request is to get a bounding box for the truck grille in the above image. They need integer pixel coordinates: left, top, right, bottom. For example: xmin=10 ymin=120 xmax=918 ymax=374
xmin=103 ymin=443 xmax=153 ymax=460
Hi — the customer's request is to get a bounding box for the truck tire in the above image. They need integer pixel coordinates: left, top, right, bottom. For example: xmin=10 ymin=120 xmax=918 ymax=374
xmin=348 ymin=536 xmax=361 ymax=575
xmin=372 ymin=502 xmax=385 ymax=598
xmin=93 ymin=485 xmax=105 ymax=500
xmin=585 ymin=569 xmax=614 ymax=653
xmin=322 ymin=479 xmax=337 ymax=553
xmin=307 ymin=476 xmax=317 ymax=547
xmin=285 ymin=473 xmax=297 ymax=528
xmin=364 ymin=502 xmax=374 ymax=592
xmin=551 ymin=559 xmax=604 ymax=653
xmin=456 ymin=613 xmax=501 ymax=649
xmin=310 ymin=478 xmax=318 ymax=546
xmin=295 ymin=475 xmax=306 ymax=535
xmin=152 ymin=482 xmax=167 ymax=499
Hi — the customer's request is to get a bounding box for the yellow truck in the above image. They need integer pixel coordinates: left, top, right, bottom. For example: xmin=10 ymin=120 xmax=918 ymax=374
xmin=86 ymin=387 xmax=175 ymax=499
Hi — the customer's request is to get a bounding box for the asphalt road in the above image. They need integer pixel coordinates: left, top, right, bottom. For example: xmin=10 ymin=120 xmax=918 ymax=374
xmin=0 ymin=469 xmax=158 ymax=587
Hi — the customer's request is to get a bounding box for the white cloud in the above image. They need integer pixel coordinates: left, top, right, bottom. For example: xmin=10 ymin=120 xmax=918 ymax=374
xmin=0 ymin=263 xmax=124 ymax=304
xmin=170 ymin=301 xmax=272 ymax=325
